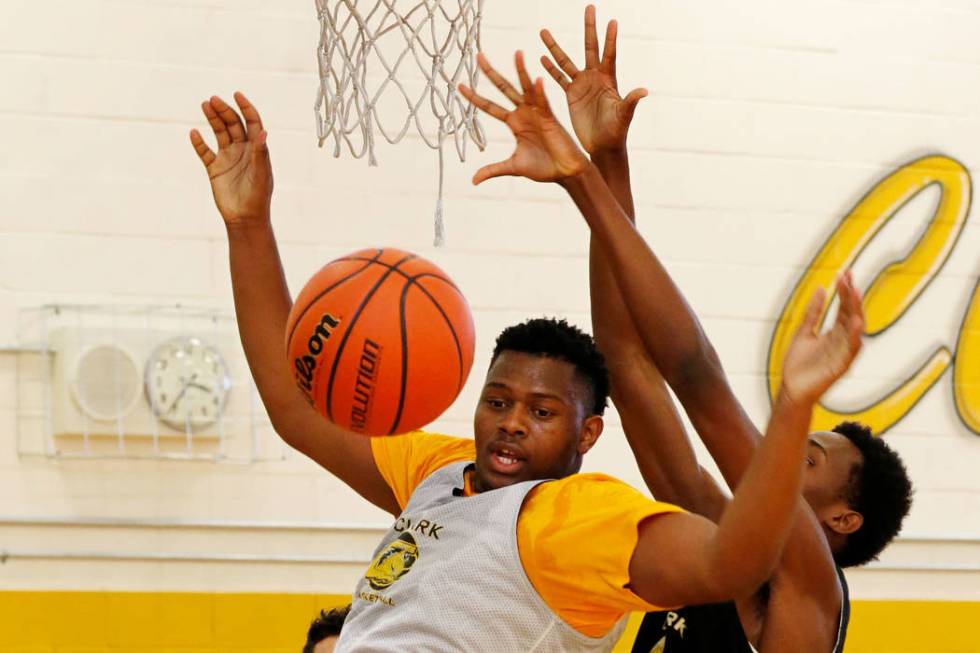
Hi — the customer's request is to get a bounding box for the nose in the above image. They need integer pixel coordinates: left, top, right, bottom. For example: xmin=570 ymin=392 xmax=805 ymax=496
xmin=498 ymin=405 xmax=527 ymax=437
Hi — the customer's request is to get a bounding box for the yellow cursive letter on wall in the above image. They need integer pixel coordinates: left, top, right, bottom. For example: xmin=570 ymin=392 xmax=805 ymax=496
xmin=954 ymin=281 xmax=980 ymax=435
xmin=769 ymin=155 xmax=971 ymax=434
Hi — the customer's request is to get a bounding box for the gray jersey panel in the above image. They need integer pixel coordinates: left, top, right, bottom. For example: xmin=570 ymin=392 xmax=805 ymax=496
xmin=336 ymin=461 xmax=626 ymax=652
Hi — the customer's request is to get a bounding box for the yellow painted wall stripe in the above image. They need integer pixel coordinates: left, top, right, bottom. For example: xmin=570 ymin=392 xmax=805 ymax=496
xmin=0 ymin=592 xmax=978 ymax=652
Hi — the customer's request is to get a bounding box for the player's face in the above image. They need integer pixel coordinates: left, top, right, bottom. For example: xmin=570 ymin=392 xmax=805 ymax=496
xmin=801 ymin=431 xmax=863 ymax=513
xmin=471 ymin=351 xmax=602 ymax=492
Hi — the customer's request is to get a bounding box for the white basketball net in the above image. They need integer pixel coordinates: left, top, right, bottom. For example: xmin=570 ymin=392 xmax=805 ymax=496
xmin=314 ymin=0 xmax=487 ymax=244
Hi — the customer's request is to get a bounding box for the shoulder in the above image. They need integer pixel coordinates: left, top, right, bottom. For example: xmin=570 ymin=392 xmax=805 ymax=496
xmin=523 ymin=473 xmax=684 ymax=538
xmin=371 ymin=430 xmax=475 ymax=510
xmin=759 ymin=563 xmax=843 ymax=650
xmin=517 ymin=474 xmax=687 ymax=636
xmin=531 ymin=473 xmax=680 ymax=508
xmin=372 ymin=430 xmax=474 ymax=464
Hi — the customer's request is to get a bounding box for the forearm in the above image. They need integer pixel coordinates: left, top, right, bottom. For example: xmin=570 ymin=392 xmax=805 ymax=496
xmin=588 ymin=149 xmax=640 ymax=362
xmin=588 ymin=147 xmax=638 ymax=359
xmin=565 ymin=165 xmax=715 ymax=393
xmin=614 ymin=378 xmax=727 ymax=518
xmin=704 ymin=389 xmax=814 ymax=595
xmin=592 ymin=147 xmax=635 ymax=220
xmin=568 ymin=164 xmax=762 ymax=491
xmin=587 ymin=150 xmax=711 ymax=510
xmin=225 ymin=221 xmax=305 ymax=433
xmin=226 ymin=221 xmax=399 ymax=513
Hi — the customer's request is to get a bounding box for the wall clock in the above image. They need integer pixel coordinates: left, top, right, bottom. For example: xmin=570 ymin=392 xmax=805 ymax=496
xmin=144 ymin=336 xmax=231 ymax=431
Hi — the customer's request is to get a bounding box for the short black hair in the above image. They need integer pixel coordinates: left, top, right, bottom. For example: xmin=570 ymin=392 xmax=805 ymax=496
xmin=492 ymin=318 xmax=609 ymax=416
xmin=832 ymin=421 xmax=913 ymax=568
xmin=303 ymin=605 xmax=350 ymax=653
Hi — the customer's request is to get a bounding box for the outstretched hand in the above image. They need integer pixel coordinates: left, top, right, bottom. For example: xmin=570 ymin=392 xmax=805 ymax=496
xmin=189 ymin=92 xmax=273 ymax=228
xmin=782 ymin=272 xmax=865 ymax=405
xmin=459 ymin=52 xmax=590 ymax=185
xmin=540 ymin=4 xmax=648 ymax=156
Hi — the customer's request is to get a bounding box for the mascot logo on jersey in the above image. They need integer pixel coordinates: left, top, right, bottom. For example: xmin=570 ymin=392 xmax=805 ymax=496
xmin=365 ymin=532 xmax=419 ymax=591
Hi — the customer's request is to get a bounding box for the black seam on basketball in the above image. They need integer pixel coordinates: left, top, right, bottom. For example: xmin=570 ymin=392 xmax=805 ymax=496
xmin=325 ymin=252 xmax=418 ymax=424
xmin=333 ymin=249 xmax=385 ymax=266
xmin=285 ymin=249 xmax=384 ymax=348
xmin=412 ymin=272 xmax=463 ymax=295
xmin=389 ymin=280 xmax=413 ymax=435
xmin=408 ymin=277 xmax=466 ymax=395
xmin=410 ymin=272 xmax=463 ymax=294
xmin=336 ymin=257 xmax=461 ymax=293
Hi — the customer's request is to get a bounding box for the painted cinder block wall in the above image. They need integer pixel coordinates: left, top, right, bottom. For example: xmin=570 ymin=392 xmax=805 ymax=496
xmin=1 ymin=0 xmax=979 ymax=648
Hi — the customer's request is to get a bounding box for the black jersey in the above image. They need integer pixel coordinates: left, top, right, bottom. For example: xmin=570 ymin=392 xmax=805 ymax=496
xmin=629 ymin=567 xmax=850 ymax=653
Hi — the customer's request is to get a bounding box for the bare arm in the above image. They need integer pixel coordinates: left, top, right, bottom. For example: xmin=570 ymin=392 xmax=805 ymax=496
xmin=628 ymin=389 xmax=816 ymax=606
xmin=190 ymin=93 xmax=399 ymax=515
xmin=563 ymin=161 xmax=855 ymax=647
xmin=459 ymin=52 xmax=863 ymax=608
xmin=542 ymin=20 xmax=762 ymax=489
xmin=540 ymin=8 xmax=725 ymax=516
xmin=540 ymin=11 xmax=847 ymax=648
xmin=561 ymin=164 xmax=864 ymax=608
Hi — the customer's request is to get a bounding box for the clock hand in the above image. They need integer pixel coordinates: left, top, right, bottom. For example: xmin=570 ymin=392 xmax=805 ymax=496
xmin=165 ymin=373 xmax=198 ymax=414
xmin=187 ymin=382 xmax=213 ymax=393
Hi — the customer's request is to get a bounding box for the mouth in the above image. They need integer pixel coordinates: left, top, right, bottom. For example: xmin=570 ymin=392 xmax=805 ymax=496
xmin=487 ymin=442 xmax=526 ymax=476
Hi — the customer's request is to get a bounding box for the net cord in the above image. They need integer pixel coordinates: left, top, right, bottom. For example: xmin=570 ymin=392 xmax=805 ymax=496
xmin=314 ymin=0 xmax=486 ymax=245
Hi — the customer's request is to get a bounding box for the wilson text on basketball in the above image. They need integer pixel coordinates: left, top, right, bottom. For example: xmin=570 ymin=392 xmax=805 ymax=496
xmin=294 ymin=313 xmax=341 ymax=400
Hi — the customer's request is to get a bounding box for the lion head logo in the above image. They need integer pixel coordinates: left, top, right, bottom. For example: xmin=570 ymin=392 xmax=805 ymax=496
xmin=364 ymin=532 xmax=420 ymax=591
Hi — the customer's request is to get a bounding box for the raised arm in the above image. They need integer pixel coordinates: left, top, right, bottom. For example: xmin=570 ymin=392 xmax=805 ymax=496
xmin=550 ymin=115 xmax=847 ymax=641
xmin=539 ymin=7 xmax=725 ymax=516
xmin=190 ymin=93 xmax=399 ymax=515
xmin=630 ymin=293 xmax=860 ymax=606
xmin=544 ymin=10 xmax=761 ymax=490
xmin=458 ymin=57 xmax=864 ymax=606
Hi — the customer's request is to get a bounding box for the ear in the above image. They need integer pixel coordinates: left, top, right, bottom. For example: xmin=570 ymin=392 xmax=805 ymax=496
xmin=826 ymin=505 xmax=864 ymax=536
xmin=577 ymin=415 xmax=604 ymax=455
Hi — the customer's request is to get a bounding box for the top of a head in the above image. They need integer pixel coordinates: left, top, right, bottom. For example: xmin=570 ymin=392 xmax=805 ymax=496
xmin=303 ymin=605 xmax=351 ymax=653
xmin=491 ymin=318 xmax=609 ymax=416
xmin=832 ymin=421 xmax=914 ymax=568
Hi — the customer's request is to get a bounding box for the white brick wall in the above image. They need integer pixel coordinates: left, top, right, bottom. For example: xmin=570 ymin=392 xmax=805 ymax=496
xmin=1 ymin=0 xmax=979 ymax=599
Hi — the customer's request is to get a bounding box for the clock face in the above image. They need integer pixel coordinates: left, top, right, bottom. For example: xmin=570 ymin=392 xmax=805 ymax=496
xmin=144 ymin=336 xmax=231 ymax=431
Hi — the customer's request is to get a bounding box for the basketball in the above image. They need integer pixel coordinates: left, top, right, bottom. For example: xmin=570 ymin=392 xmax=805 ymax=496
xmin=285 ymin=248 xmax=475 ymax=436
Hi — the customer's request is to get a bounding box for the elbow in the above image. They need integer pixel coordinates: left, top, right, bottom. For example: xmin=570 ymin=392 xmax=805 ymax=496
xmin=666 ymin=339 xmax=725 ymax=401
xmin=601 ymin=340 xmax=648 ymax=378
xmin=267 ymin=401 xmax=312 ymax=447
xmin=703 ymin=542 xmax=777 ymax=603
xmin=270 ymin=418 xmax=301 ymax=449
xmin=593 ymin=322 xmax=636 ymax=361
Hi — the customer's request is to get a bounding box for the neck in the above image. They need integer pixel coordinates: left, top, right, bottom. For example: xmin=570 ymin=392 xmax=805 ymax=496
xmin=822 ymin=523 xmax=846 ymax=561
xmin=466 ymin=467 xmax=486 ymax=495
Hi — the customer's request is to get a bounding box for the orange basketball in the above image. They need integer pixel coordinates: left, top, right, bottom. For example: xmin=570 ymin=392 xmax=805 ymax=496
xmin=285 ymin=248 xmax=475 ymax=436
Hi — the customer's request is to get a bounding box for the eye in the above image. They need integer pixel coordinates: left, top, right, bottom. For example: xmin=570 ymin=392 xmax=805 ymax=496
xmin=532 ymin=407 xmax=554 ymax=419
xmin=805 ymin=456 xmax=816 ymax=467
xmin=485 ymin=397 xmax=506 ymax=409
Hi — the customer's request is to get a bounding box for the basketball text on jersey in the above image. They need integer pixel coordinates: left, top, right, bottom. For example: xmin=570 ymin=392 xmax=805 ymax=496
xmin=663 ymin=612 xmax=687 ymax=637
xmin=631 ymin=602 xmax=756 ymax=653
xmin=293 ymin=312 xmax=341 ymax=398
xmin=644 ymin=612 xmax=685 ymax=652
xmin=393 ymin=516 xmax=444 ymax=539
xmin=350 ymin=338 xmax=382 ymax=432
